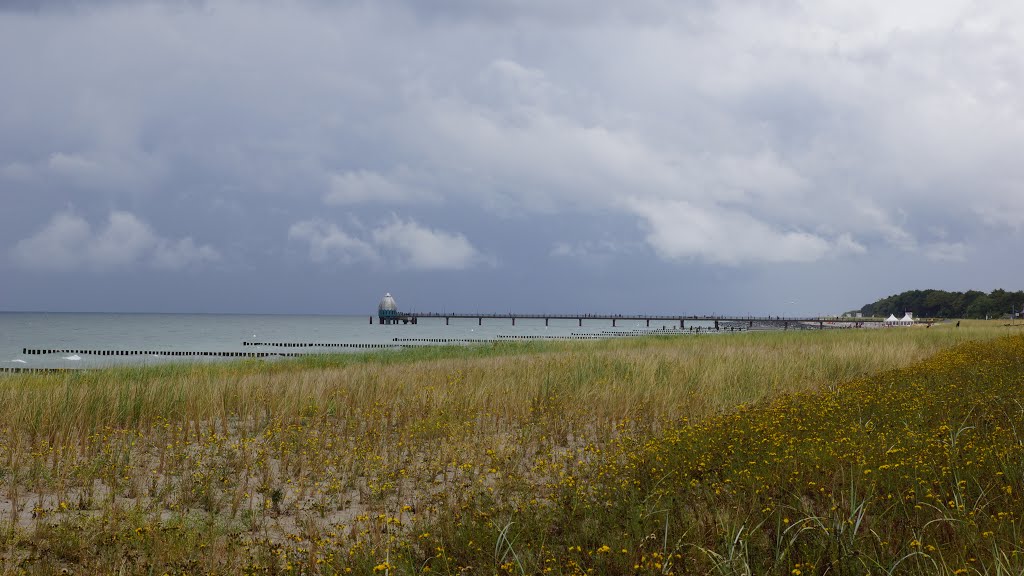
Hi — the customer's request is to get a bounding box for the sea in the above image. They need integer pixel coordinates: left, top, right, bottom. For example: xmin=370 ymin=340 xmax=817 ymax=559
xmin=0 ymin=312 xmax=713 ymax=370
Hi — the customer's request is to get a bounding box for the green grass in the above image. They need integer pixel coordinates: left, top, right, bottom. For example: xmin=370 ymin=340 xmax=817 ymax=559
xmin=418 ymin=332 xmax=1024 ymax=574
xmin=0 ymin=321 xmax=1018 ymax=574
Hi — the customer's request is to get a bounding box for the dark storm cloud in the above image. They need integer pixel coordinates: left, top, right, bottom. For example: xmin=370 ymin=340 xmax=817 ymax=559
xmin=1 ymin=0 xmax=1022 ymax=314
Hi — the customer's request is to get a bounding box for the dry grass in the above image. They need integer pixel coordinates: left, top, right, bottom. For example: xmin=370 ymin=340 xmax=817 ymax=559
xmin=0 ymin=321 xmax=1001 ymax=443
xmin=0 ymin=320 xmax=1012 ymax=574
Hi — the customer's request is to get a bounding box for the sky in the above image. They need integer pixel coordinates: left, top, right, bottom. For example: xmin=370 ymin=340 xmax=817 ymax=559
xmin=1 ymin=0 xmax=1022 ymax=316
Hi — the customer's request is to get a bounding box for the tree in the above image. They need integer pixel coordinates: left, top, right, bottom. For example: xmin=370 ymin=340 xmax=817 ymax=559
xmin=858 ymin=288 xmax=1024 ymax=319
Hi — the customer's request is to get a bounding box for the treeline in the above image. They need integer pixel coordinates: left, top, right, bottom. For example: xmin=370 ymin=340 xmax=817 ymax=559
xmin=857 ymin=289 xmax=1024 ymax=319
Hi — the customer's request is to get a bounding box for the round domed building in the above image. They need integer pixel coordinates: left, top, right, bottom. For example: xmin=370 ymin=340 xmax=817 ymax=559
xmin=377 ymin=292 xmax=416 ymax=324
xmin=378 ymin=291 xmax=413 ymax=323
xmin=379 ymin=292 xmax=397 ymax=318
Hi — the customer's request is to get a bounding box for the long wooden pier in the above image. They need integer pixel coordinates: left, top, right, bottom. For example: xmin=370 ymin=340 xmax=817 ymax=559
xmin=401 ymin=313 xmax=854 ymax=329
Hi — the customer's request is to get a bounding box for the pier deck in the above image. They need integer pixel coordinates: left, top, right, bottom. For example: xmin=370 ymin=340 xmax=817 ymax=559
xmin=398 ymin=313 xmax=863 ymax=329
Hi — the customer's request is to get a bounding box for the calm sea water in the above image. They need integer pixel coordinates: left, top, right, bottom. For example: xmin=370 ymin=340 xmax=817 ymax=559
xmin=0 ymin=312 xmax=710 ymax=369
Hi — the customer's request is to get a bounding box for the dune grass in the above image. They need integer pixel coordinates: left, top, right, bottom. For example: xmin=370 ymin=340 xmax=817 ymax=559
xmin=0 ymin=320 xmax=1016 ymax=574
xmin=0 ymin=322 xmax=1001 ymax=442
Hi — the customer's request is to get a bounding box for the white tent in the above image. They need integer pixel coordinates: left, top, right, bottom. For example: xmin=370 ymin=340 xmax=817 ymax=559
xmin=884 ymin=312 xmax=914 ymax=326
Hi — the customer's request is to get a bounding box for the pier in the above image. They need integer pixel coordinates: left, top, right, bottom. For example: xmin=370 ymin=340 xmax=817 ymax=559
xmin=371 ymin=293 xmax=867 ymax=329
xmin=398 ymin=313 xmax=856 ymax=330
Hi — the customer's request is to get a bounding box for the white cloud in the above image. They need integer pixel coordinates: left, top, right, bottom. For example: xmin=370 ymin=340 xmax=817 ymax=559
xmin=11 ymin=210 xmax=219 ymax=271
xmin=372 ymin=217 xmax=481 ymax=270
xmin=482 ymin=59 xmax=564 ymax=108
xmin=414 ymin=93 xmax=683 ymax=214
xmin=923 ymin=242 xmax=968 ymax=263
xmin=835 ymin=233 xmax=868 ymax=256
xmin=851 ymin=200 xmax=918 ymax=251
xmin=287 ymin=220 xmax=378 ymax=264
xmin=48 ymin=152 xmax=98 ymax=175
xmin=975 ymin=191 xmax=1024 ymax=231
xmin=86 ymin=210 xmax=156 ymax=267
xmin=0 ymin=161 xmax=33 ymax=181
xmin=712 ymin=151 xmax=808 ymax=203
xmin=10 ymin=211 xmax=91 ymax=271
xmin=289 ymin=216 xmax=482 ymax=270
xmin=3 ymin=0 xmax=1024 ymax=283
xmin=152 ymin=238 xmax=221 ymax=269
xmin=628 ymin=198 xmax=842 ymax=265
xmin=324 ymin=170 xmax=435 ymax=205
xmin=550 ymin=239 xmax=636 ymax=263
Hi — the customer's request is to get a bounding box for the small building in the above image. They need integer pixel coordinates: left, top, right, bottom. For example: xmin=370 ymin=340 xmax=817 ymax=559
xmin=377 ymin=292 xmax=416 ymax=324
xmin=378 ymin=293 xmax=399 ymax=324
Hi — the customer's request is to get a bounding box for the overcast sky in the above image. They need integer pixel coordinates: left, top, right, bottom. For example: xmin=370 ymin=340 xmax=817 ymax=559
xmin=2 ymin=0 xmax=1022 ymax=316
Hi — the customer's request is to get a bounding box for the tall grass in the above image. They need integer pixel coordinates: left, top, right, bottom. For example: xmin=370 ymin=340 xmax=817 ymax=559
xmin=0 ymin=320 xmax=1014 ymax=574
xmin=427 ymin=330 xmax=1024 ymax=574
xmin=0 ymin=322 xmax=1001 ymax=444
